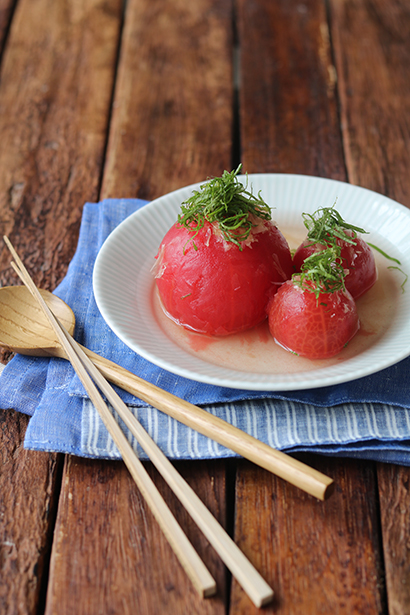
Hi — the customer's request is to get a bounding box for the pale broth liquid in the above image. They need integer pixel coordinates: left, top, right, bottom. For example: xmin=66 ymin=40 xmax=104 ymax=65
xmin=152 ymin=227 xmax=401 ymax=375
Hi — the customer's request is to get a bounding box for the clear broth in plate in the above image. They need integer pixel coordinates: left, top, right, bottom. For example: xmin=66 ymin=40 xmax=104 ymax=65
xmin=152 ymin=228 xmax=401 ymax=375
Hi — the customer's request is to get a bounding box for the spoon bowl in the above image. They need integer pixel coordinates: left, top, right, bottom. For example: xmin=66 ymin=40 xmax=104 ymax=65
xmin=0 ymin=286 xmax=75 ymax=357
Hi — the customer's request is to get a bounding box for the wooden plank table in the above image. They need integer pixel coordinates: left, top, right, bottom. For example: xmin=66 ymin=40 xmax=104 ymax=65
xmin=1 ymin=0 xmax=410 ymax=612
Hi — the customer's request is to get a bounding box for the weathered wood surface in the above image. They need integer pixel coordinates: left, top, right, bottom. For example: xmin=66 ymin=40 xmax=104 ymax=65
xmin=100 ymin=0 xmax=233 ymax=201
xmin=329 ymin=0 xmax=410 ymax=207
xmin=231 ymin=458 xmax=384 ymax=614
xmin=1 ymin=0 xmax=410 ymax=613
xmin=45 ymin=458 xmax=227 ymax=615
xmin=378 ymin=464 xmax=410 ymax=615
xmin=0 ymin=411 xmax=62 ymax=615
xmin=238 ymin=0 xmax=346 ymax=181
xmin=329 ymin=2 xmax=410 ymax=614
xmin=0 ymin=0 xmax=122 ymax=614
xmin=0 ymin=0 xmax=15 ymax=56
xmin=0 ymin=0 xmax=122 ymax=290
xmin=233 ymin=1 xmax=385 ymax=612
xmin=44 ymin=0 xmax=232 ymax=613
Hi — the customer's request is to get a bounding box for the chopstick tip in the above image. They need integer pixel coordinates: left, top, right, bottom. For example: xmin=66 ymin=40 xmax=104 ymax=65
xmin=323 ymin=479 xmax=335 ymax=500
xmin=258 ymin=587 xmax=274 ymax=608
xmin=202 ymin=581 xmax=218 ymax=599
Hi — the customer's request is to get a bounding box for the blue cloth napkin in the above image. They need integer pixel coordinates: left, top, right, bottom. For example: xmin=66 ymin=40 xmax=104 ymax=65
xmin=1 ymin=199 xmax=410 ymax=465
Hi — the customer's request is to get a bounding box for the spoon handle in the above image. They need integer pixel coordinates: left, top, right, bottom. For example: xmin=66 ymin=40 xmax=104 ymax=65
xmin=81 ymin=345 xmax=334 ymax=500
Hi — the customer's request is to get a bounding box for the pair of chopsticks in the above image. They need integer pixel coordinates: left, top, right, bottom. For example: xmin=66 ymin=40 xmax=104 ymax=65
xmin=4 ymin=237 xmax=274 ymax=608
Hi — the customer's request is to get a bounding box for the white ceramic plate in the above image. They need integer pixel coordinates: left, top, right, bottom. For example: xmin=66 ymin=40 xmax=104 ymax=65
xmin=93 ymin=174 xmax=410 ymax=390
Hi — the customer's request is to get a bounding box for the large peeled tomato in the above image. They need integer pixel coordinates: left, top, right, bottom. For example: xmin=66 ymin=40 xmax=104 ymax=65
xmin=154 ymin=219 xmax=293 ymax=336
xmin=268 ymin=279 xmax=359 ymax=359
xmin=293 ymin=231 xmax=377 ymax=299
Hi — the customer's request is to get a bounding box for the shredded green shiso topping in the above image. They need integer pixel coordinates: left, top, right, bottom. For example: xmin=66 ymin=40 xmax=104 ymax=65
xmin=367 ymin=243 xmax=401 ymax=265
xmin=302 ymin=204 xmax=367 ymax=247
xmin=294 ymin=246 xmax=346 ymax=300
xmin=177 ymin=165 xmax=272 ymax=250
xmin=295 ymin=204 xmax=407 ymax=296
xmin=388 ymin=266 xmax=408 ymax=292
xmin=366 ymin=242 xmax=407 ymax=292
xmin=293 ymin=206 xmax=355 ymax=300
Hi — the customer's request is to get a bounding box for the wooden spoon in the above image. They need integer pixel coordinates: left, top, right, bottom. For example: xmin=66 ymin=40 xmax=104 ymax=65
xmin=0 ymin=285 xmax=334 ymax=500
xmin=0 ymin=286 xmax=76 ymax=355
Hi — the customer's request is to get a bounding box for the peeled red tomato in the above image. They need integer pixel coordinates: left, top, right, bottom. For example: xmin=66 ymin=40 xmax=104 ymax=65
xmin=154 ymin=219 xmax=293 ymax=336
xmin=293 ymin=231 xmax=377 ymax=299
xmin=268 ymin=280 xmax=360 ymax=359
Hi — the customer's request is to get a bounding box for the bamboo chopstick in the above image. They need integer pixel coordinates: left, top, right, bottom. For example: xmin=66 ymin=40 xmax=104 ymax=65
xmin=4 ymin=240 xmax=215 ymax=600
xmin=83 ymin=350 xmax=334 ymax=500
xmin=5 ymin=237 xmax=274 ymax=608
xmin=59 ymin=316 xmax=273 ymax=608
xmin=3 ymin=236 xmax=334 ymax=501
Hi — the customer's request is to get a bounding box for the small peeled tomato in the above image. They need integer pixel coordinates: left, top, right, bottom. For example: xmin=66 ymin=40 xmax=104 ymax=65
xmin=154 ymin=219 xmax=293 ymax=336
xmin=268 ymin=279 xmax=360 ymax=359
xmin=293 ymin=231 xmax=377 ymax=299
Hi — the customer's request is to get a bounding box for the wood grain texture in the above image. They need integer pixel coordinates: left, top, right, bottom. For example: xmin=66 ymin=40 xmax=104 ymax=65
xmin=329 ymin=0 xmax=410 ymax=206
xmin=237 ymin=0 xmax=346 ymax=179
xmin=2 ymin=0 xmax=410 ymax=613
xmin=45 ymin=0 xmax=234 ymax=611
xmin=100 ymin=0 xmax=233 ymax=200
xmin=0 ymin=0 xmax=122 ymax=291
xmin=329 ymin=2 xmax=410 ymax=613
xmin=0 ymin=409 xmax=62 ymax=615
xmin=45 ymin=457 xmax=226 ymax=615
xmin=378 ymin=463 xmax=410 ymax=615
xmin=0 ymin=0 xmax=15 ymax=56
xmin=230 ymin=458 xmax=384 ymax=614
xmin=232 ymin=0 xmax=386 ymax=612
xmin=0 ymin=0 xmax=122 ymax=610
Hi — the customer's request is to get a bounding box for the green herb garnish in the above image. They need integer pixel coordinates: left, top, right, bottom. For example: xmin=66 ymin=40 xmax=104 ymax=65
xmin=367 ymin=243 xmax=401 ymax=265
xmin=366 ymin=243 xmax=407 ymax=291
xmin=294 ymin=246 xmax=346 ymax=301
xmin=177 ymin=165 xmax=272 ymax=250
xmin=299 ymin=204 xmax=408 ymax=296
xmin=302 ymin=204 xmax=367 ymax=247
xmin=388 ymin=266 xmax=408 ymax=293
xmin=295 ymin=205 xmax=363 ymax=301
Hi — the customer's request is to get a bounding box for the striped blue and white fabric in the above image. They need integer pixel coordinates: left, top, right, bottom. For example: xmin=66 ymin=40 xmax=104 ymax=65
xmin=1 ymin=199 xmax=410 ymax=465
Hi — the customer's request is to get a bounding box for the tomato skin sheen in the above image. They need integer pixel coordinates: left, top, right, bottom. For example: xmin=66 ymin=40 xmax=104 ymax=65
xmin=268 ymin=279 xmax=360 ymax=359
xmin=154 ymin=219 xmax=293 ymax=336
xmin=293 ymin=231 xmax=377 ymax=299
